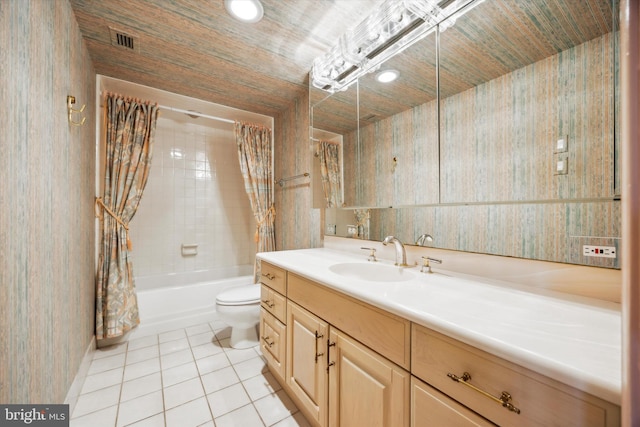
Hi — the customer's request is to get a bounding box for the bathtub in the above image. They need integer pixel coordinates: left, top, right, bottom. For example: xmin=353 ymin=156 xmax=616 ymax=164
xmin=129 ymin=274 xmax=255 ymax=339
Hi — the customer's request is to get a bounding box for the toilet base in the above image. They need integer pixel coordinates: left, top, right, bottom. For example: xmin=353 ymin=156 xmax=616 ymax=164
xmin=229 ymin=323 xmax=259 ymax=349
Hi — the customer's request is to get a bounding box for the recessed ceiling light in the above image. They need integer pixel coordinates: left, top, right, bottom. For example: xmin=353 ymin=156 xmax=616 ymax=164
xmin=224 ymin=0 xmax=264 ymax=23
xmin=376 ymin=69 xmax=399 ymax=83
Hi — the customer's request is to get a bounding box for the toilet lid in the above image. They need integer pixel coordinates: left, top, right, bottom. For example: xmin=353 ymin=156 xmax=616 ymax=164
xmin=216 ymin=284 xmax=260 ymax=306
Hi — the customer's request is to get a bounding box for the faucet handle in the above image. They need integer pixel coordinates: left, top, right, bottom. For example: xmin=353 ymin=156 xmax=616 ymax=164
xmin=421 ymin=256 xmax=442 ymax=273
xmin=361 ymin=247 xmax=378 ymax=262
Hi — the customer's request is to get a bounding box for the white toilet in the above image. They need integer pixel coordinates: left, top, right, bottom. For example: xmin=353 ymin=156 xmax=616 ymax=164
xmin=215 ymin=284 xmax=261 ymax=349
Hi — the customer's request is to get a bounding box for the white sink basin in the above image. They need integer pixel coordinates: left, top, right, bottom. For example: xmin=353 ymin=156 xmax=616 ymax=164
xmin=329 ymin=262 xmax=416 ymax=282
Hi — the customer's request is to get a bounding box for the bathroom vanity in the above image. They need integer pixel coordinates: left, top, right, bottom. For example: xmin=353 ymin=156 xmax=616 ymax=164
xmin=257 ymin=248 xmax=621 ymax=427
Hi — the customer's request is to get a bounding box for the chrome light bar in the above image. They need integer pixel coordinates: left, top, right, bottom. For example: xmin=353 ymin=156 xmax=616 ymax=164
xmin=311 ymin=0 xmax=481 ymax=93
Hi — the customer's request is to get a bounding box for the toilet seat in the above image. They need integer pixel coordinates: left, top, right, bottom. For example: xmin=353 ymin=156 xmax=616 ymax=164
xmin=216 ymin=284 xmax=260 ymax=306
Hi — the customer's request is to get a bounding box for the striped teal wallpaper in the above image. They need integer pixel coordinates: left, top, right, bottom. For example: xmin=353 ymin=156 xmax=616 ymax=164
xmin=0 ymin=0 xmax=96 ymax=403
xmin=275 ymin=88 xmax=322 ymax=250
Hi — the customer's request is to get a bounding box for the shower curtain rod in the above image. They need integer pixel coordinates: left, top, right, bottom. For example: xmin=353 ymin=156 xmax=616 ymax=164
xmin=158 ymin=104 xmax=235 ymax=124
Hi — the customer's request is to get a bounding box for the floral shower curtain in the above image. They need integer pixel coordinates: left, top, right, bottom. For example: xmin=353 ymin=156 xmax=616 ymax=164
xmin=235 ymin=122 xmax=275 ymax=276
xmin=95 ymin=93 xmax=159 ymax=340
xmin=318 ymin=141 xmax=342 ymax=207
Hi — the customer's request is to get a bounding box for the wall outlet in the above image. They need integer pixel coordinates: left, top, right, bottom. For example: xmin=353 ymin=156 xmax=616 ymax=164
xmin=583 ymin=245 xmax=617 ymax=258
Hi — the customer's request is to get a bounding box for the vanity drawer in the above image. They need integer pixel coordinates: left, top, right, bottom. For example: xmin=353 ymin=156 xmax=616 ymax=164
xmin=261 ymin=284 xmax=286 ymax=323
xmin=260 ymin=308 xmax=286 ymax=381
xmin=411 ymin=325 xmax=619 ymax=427
xmin=411 ymin=376 xmax=495 ymax=427
xmin=288 ymin=272 xmax=411 ymax=370
xmin=260 ymin=261 xmax=287 ymax=295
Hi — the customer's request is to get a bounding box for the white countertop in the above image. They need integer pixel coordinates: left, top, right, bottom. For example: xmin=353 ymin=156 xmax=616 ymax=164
xmin=257 ymin=248 xmax=621 ymax=405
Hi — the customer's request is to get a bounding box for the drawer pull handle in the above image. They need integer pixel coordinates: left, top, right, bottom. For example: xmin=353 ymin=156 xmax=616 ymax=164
xmin=262 ymin=273 xmax=275 ymax=280
xmin=447 ymin=372 xmax=521 ymax=415
xmin=262 ymin=336 xmax=274 ymax=347
xmin=262 ymin=299 xmax=275 ymax=308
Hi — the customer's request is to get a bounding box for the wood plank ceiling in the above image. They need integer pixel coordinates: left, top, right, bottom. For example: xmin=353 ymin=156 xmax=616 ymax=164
xmin=69 ymin=0 xmax=380 ymax=118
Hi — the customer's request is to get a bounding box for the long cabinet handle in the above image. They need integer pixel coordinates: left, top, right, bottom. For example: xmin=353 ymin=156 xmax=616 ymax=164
xmin=447 ymin=372 xmax=521 ymax=415
xmin=262 ymin=336 xmax=274 ymax=348
xmin=262 ymin=273 xmax=275 ymax=280
xmin=314 ymin=331 xmax=324 ymax=363
xmin=261 ymin=299 xmax=275 ymax=308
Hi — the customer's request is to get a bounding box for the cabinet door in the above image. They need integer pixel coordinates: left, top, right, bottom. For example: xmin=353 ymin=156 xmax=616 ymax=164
xmin=411 ymin=376 xmax=495 ymax=427
xmin=260 ymin=308 xmax=286 ymax=382
xmin=286 ymin=301 xmax=329 ymax=427
xmin=328 ymin=327 xmax=410 ymax=427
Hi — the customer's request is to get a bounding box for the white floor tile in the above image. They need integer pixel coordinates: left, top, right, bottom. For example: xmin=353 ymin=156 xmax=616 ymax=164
xmin=165 ymin=397 xmax=212 ymax=427
xmin=206 ymin=383 xmax=251 ymax=418
xmin=195 ymin=353 xmax=230 ymax=375
xmin=126 ymin=345 xmax=160 ymax=365
xmin=159 ymin=329 xmax=187 ymax=344
xmin=73 ymin=384 xmax=121 ymax=418
xmin=186 ymin=324 xmax=212 ymax=336
xmin=120 ymin=372 xmax=162 ymax=402
xmin=213 ymin=404 xmax=264 ymax=427
xmin=81 ymin=367 xmax=124 ymax=394
xmin=233 ymin=356 xmax=267 ymax=381
xmin=188 ymin=331 xmax=215 ymax=347
xmin=163 ymin=377 xmax=205 ymax=410
xmin=272 ymin=412 xmax=311 ymax=427
xmin=125 ymin=413 xmax=165 ymax=426
xmin=191 ymin=342 xmax=224 ymax=360
xmin=116 ymin=390 xmax=164 ymax=427
xmin=159 ymin=338 xmax=190 ymax=355
xmin=253 ymin=390 xmax=298 ymax=427
xmin=161 ymin=361 xmax=199 ymax=387
xmin=88 ymin=352 xmax=126 ymax=375
xmin=128 ymin=335 xmax=158 ymax=351
xmin=160 ymin=348 xmax=193 ymax=369
xmin=225 ymin=347 xmax=260 ymax=365
xmin=123 ymin=357 xmax=161 ymax=382
xmin=200 ymin=366 xmax=240 ymax=394
xmin=242 ymin=372 xmax=282 ymax=402
xmin=70 ymin=404 xmax=118 ymax=427
xmin=196 ymin=421 xmax=215 ymax=427
xmin=214 ymin=328 xmax=232 ymax=341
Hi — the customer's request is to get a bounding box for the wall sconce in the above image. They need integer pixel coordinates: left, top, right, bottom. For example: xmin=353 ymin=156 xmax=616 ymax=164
xmin=311 ymin=0 xmax=484 ymax=93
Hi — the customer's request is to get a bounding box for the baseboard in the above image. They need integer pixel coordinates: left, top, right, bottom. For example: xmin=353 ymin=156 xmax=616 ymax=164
xmin=64 ymin=336 xmax=96 ymax=416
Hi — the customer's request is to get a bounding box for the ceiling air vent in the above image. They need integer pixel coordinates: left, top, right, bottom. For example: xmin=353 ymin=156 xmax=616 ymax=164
xmin=109 ymin=27 xmax=139 ymax=52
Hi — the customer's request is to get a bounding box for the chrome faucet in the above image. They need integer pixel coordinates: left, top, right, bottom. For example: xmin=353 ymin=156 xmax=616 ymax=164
xmin=382 ymin=235 xmax=409 ymax=266
xmin=415 ymin=233 xmax=433 ymax=246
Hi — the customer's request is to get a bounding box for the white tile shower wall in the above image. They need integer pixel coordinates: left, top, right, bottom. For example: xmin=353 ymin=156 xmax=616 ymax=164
xmin=129 ymin=117 xmax=256 ymax=290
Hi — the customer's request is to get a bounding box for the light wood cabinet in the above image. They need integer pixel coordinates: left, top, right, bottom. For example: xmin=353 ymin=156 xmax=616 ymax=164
xmin=259 ymin=307 xmax=286 ymax=381
xmin=411 ymin=376 xmax=495 ymax=427
xmin=411 ymin=324 xmax=620 ymax=427
xmin=260 ymin=283 xmax=286 ymax=323
xmin=286 ymin=301 xmax=329 ymax=427
xmin=260 ymin=261 xmax=287 ymax=294
xmin=328 ymin=326 xmax=410 ymax=427
xmin=258 ymin=261 xmax=620 ymax=427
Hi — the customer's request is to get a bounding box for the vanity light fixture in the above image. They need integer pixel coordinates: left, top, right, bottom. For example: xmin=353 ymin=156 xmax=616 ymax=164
xmin=224 ymin=0 xmax=264 ymax=23
xmin=376 ymin=69 xmax=399 ymax=83
xmin=311 ymin=0 xmax=484 ymax=93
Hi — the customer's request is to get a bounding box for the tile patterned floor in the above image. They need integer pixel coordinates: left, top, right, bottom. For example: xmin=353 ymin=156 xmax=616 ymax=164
xmin=70 ymin=318 xmax=309 ymax=427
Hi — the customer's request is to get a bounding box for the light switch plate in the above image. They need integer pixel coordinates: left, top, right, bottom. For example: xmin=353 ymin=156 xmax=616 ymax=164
xmin=555 ymin=135 xmax=568 ymax=153
xmin=555 ymin=157 xmax=568 ymax=175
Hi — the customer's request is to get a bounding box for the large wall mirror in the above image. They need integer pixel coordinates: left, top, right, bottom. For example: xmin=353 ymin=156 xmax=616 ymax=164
xmin=310 ymin=0 xmax=620 ymax=267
